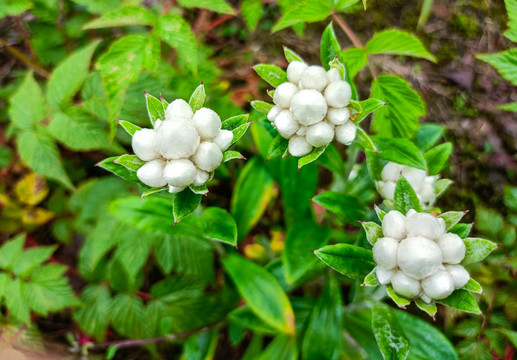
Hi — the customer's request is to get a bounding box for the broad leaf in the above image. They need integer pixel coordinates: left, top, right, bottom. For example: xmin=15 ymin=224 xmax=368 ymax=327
xmin=83 ymin=6 xmax=155 ymax=29
xmin=12 ymin=246 xmax=55 ymax=277
xmin=438 ymin=211 xmax=466 ymax=230
xmin=438 ymin=290 xmax=481 ymax=314
xmin=394 ymin=177 xmax=423 ymax=213
xmin=371 ymin=302 xmax=409 ymax=360
xmin=373 ymin=137 xmax=426 ymax=170
xmin=449 ymin=223 xmax=472 ymax=239
xmin=355 ymin=98 xmax=386 ymax=123
xmin=273 ymin=0 xmax=332 ymax=32
xmin=177 ymin=0 xmax=235 ymax=14
xmin=253 ymin=64 xmax=288 ymax=87
xmin=172 ymin=189 xmax=202 ymax=224
xmin=109 ymin=293 xmax=147 ymax=338
xmin=200 ymin=207 xmax=237 ymax=246
xmin=342 ymin=47 xmax=367 ymax=78
xmin=9 ymin=72 xmax=45 ymax=130
xmin=312 ymin=191 xmax=367 ymax=224
xmin=414 ymin=123 xmax=444 ymax=152
xmin=267 ymin=135 xmax=289 ymax=160
xmin=477 ymin=49 xmax=517 ymax=86
xmin=74 ymin=284 xmax=112 ymax=341
xmin=365 ymin=29 xmax=436 ymax=62
xmin=424 ymin=142 xmax=452 ymax=175
xmin=462 ymin=238 xmax=497 ymax=265
xmin=314 ymin=244 xmax=375 ymax=279
xmin=241 ymin=0 xmax=263 ymax=30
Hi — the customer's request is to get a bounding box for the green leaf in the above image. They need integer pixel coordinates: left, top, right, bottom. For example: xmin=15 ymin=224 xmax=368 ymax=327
xmin=222 ymin=254 xmax=295 ymax=334
xmin=109 ymin=293 xmax=147 ymax=338
xmin=272 ymin=0 xmax=332 ymax=32
xmin=253 ymin=64 xmax=288 ymax=87
xmin=189 ymin=183 xmax=208 ymax=194
xmin=145 ymin=92 xmax=165 ymax=125
xmin=200 ymin=207 xmax=237 ymax=246
xmin=415 ymin=298 xmax=437 ymax=317
xmin=221 ymin=114 xmax=251 ymax=146
xmin=74 ymin=284 xmax=112 ymax=341
xmin=355 ymin=98 xmax=386 ymax=123
xmin=371 ymin=302 xmax=409 ymax=360
xmin=231 ymin=156 xmax=274 ymax=241
xmin=172 ymin=188 xmax=202 ymax=224
xmin=0 ymin=0 xmax=32 ymax=17
xmin=257 ymin=335 xmax=298 ymax=360
xmin=312 ymin=191 xmax=367 ymax=224
xmin=241 ymin=0 xmax=263 ymax=30
xmin=188 ymin=83 xmax=206 ymax=112
xmin=371 ymin=75 xmax=426 ymax=138
xmin=83 ymin=6 xmax=155 ymax=29
xmin=462 ymin=238 xmax=498 ymax=265
xmin=365 ymin=29 xmax=436 ymax=62
xmin=394 ymin=177 xmax=423 ymax=213
xmin=462 ymin=278 xmax=483 ymax=294
xmin=373 ymin=137 xmax=426 ymax=170
xmin=47 ymin=41 xmax=100 ymax=110
xmin=117 ymin=120 xmax=141 ymax=136
xmin=414 ymin=123 xmax=444 ymax=152
xmin=12 ymin=246 xmax=56 ymax=277
xmin=298 ymin=145 xmax=327 ymax=169
xmin=282 ymin=220 xmax=330 ymax=284
xmin=229 ymin=306 xmax=277 ymax=334
xmin=114 ymin=154 xmax=145 ymax=172
xmin=267 ymin=135 xmax=289 ymax=160
xmin=18 ymin=129 xmax=73 ymax=190
xmin=477 ymin=49 xmax=517 ymax=86
xmin=438 ymin=211 xmax=466 ymax=230
xmin=97 ymin=156 xmax=139 ymax=182
xmin=355 ymin=128 xmax=377 ymax=152
xmin=361 ymin=222 xmax=383 ymax=246
xmin=342 ymin=47 xmax=367 ymax=78
xmin=424 ymin=142 xmax=452 ymax=175
xmin=497 ymin=102 xmax=517 ymax=112
xmin=386 ymin=286 xmax=411 ymax=308
xmin=417 ymin=0 xmax=434 ymax=28
xmin=177 ymin=0 xmax=235 ymax=14
xmin=438 ymin=289 xmax=481 ymax=314
xmin=9 ymin=72 xmax=45 ymax=130
xmin=284 ymin=46 xmax=304 ymax=63
xmin=363 ymin=268 xmax=379 ymax=286
xmin=0 ymin=234 xmax=25 ymax=269
xmin=449 ymin=223 xmax=472 ymax=239
xmin=497 ymin=328 xmax=517 ymax=348
xmin=434 ymin=178 xmax=452 ymax=197
xmin=5 ymin=278 xmax=30 ymax=324
xmin=504 ymin=0 xmax=517 ymax=41
xmin=223 ymin=150 xmax=245 ymax=162
xmin=302 ymin=277 xmax=343 ymax=360
xmin=314 ymin=243 xmax=375 ymax=279
xmin=250 ymin=100 xmax=274 ymax=115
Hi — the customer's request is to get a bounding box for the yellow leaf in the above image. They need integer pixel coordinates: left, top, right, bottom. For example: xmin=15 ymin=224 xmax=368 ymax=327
xmin=15 ymin=173 xmax=49 ymax=206
xmin=21 ymin=207 xmax=54 ymax=227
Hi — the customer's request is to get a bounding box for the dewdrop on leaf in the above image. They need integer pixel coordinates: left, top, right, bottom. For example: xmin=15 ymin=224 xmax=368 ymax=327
xmin=436 ymin=233 xmax=466 ymax=264
xmin=391 ymin=271 xmax=421 ymax=299
xmin=305 ymin=122 xmax=334 ymax=147
xmin=132 ymin=129 xmax=160 ymax=161
xmin=421 ymin=270 xmax=454 ymax=300
xmin=335 ymin=121 xmax=357 ymax=145
xmin=165 ymin=99 xmax=194 ymax=120
xmin=324 ymin=81 xmax=352 ymax=108
xmin=213 ymin=130 xmax=234 ymax=151
xmin=290 ymin=89 xmax=328 ymax=125
xmin=136 ymin=159 xmax=167 ymax=188
xmin=274 ymin=110 xmax=299 ymax=138
xmin=397 ymin=236 xmax=443 ymax=279
xmin=192 ymin=141 xmax=223 ymax=172
xmin=327 ymin=107 xmax=350 ymax=125
xmin=301 ymin=65 xmax=328 ymax=91
xmin=376 ymin=266 xmax=395 ymax=285
xmin=373 ymin=237 xmax=399 ymax=269
xmin=381 ymin=210 xmax=407 ymax=241
xmin=288 ymin=136 xmax=313 ymax=157
xmin=156 ymin=120 xmax=200 ymax=159
xmin=445 ymin=265 xmax=470 ymax=289
xmin=273 ymin=82 xmax=298 ymax=109
xmin=406 ymin=213 xmax=445 ymax=240
xmin=163 ymin=159 xmax=197 ymax=187
xmin=192 ymin=108 xmax=221 ymax=140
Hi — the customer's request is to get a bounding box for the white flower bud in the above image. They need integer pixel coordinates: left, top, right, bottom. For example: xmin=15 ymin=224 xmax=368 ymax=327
xmin=406 ymin=213 xmax=445 ymax=240
xmin=378 ymin=181 xmax=395 ymax=201
xmin=373 ymin=237 xmax=399 ymax=269
xmin=401 ymin=167 xmax=426 ymax=191
xmin=382 ymin=210 xmax=407 ymax=240
xmin=305 ymin=122 xmax=334 ymax=147
xmin=267 ymin=105 xmax=281 ymax=122
xmin=273 ymin=82 xmax=298 ymax=109
xmin=324 ymin=81 xmax=352 ymax=108
xmin=398 ymin=236 xmax=443 ymax=279
xmin=213 ymin=130 xmax=234 ymax=151
xmin=422 ymin=270 xmax=454 ymax=300
xmin=419 ymin=293 xmax=432 ymax=303
xmin=406 ymin=209 xmax=417 ymax=217
xmin=192 ymin=108 xmax=221 ymax=140
xmin=154 ymin=119 xmax=163 ymax=130
xmin=445 ymin=265 xmax=470 ymax=289
xmin=327 ymin=107 xmax=350 ymax=125
xmin=381 ymin=162 xmax=403 ymax=182
xmin=168 ymin=185 xmax=186 ymax=193
xmin=335 ymin=121 xmax=356 ymax=145
xmin=165 ymin=99 xmax=194 ymax=120
xmin=288 ymin=136 xmax=313 ymax=157
xmin=163 ymin=159 xmax=197 ymax=187
xmin=136 ymin=159 xmax=167 ymax=188
xmin=132 ymin=129 xmax=160 ymax=161
xmin=296 ymin=126 xmax=307 ymax=136
xmin=274 ymin=110 xmax=299 ymax=138
xmin=156 ymin=120 xmax=200 ymax=159
xmin=391 ymin=271 xmax=421 ymax=299
xmin=419 ymin=183 xmax=435 ymax=204
xmin=192 ymin=141 xmax=223 ymax=172
xmin=436 ymin=233 xmax=466 ymax=264
xmin=326 ymin=68 xmax=341 ymax=83
xmin=290 ymin=89 xmax=328 ymax=125
xmin=376 ymin=266 xmax=395 ymax=285
xmin=193 ymin=168 xmax=210 ymax=186
xmin=286 ymin=61 xmax=308 ymax=84
xmin=301 ymin=65 xmax=328 ymax=91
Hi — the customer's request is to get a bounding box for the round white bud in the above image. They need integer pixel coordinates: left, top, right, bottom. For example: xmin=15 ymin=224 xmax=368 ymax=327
xmin=192 ymin=168 xmax=210 ymax=186
xmin=286 ymin=61 xmax=308 ymax=84
xmin=213 ymin=130 xmax=234 ymax=151
xmin=296 ymin=126 xmax=307 ymax=136
xmin=391 ymin=271 xmax=421 ymax=299
xmin=378 ymin=181 xmax=396 ymax=201
xmin=326 ymin=68 xmax=341 ymax=83
xmin=132 ymin=129 xmax=160 ymax=161
xmin=267 ymin=105 xmax=281 ymax=122
xmin=136 ymin=159 xmax=167 ymax=188
xmin=406 ymin=209 xmax=417 ymax=217
xmin=168 ymin=185 xmax=186 ymax=194
xmin=163 ymin=159 xmax=197 ymax=187
xmin=382 ymin=210 xmax=407 ymax=241
xmin=406 ymin=213 xmax=445 ymax=240
xmin=376 ymin=266 xmax=395 ymax=285
xmin=437 ymin=233 xmax=466 ymax=264
xmin=398 ymin=236 xmax=443 ymax=279
xmin=165 ymin=99 xmax=193 ymax=120
xmin=288 ymin=136 xmax=313 ymax=157
xmin=327 ymin=107 xmax=350 ymax=125
xmin=335 ymin=121 xmax=357 ymax=145
xmin=154 ymin=119 xmax=163 ymax=130
xmin=192 ymin=108 xmax=221 ymax=140
xmin=301 ymin=65 xmax=328 ymax=91
xmin=156 ymin=120 xmax=200 ymax=159
xmin=290 ymin=89 xmax=328 ymax=125
xmin=401 ymin=167 xmax=426 ymax=191
xmin=324 ymin=81 xmax=352 ymax=108
xmin=419 ymin=182 xmax=435 ymax=204
xmin=373 ymin=237 xmax=399 ymax=269
xmin=422 ymin=270 xmax=454 ymax=300
xmin=274 ymin=110 xmax=299 ymax=138
xmin=273 ymin=82 xmax=298 ymax=109
xmin=192 ymin=141 xmax=223 ymax=172
xmin=381 ymin=162 xmax=403 ymax=182
xmin=305 ymin=122 xmax=334 ymax=147
xmin=445 ymin=265 xmax=470 ymax=289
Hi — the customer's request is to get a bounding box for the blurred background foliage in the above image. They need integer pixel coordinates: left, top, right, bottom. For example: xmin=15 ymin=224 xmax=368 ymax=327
xmin=0 ymin=0 xmax=516 ymax=359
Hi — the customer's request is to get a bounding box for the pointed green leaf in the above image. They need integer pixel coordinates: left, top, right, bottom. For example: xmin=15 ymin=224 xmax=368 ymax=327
xmin=189 ymin=183 xmax=209 ymax=195
xmin=462 ymin=238 xmax=497 ymax=265
xmin=394 ymin=177 xmax=423 ymax=213
xmin=361 ymin=221 xmax=383 ymax=246
xmin=177 ymin=0 xmax=235 ymax=14
xmin=6 ymin=278 xmax=31 ymax=324
xmin=74 ymin=284 xmax=112 ymax=341
xmin=0 ymin=234 xmax=25 ymax=269
xmin=172 ymin=188 xmax=202 ymax=224
xmin=373 ymin=137 xmax=426 ymax=170
xmin=438 ymin=289 xmax=481 ymax=314
xmin=365 ymin=29 xmax=436 ymax=62
xmin=223 ymin=150 xmax=245 ymax=162
xmin=341 ymin=47 xmax=367 ymax=78
xmin=424 ymin=142 xmax=452 ymax=175
xmin=267 ymin=135 xmax=289 ymax=160
xmin=371 ymin=302 xmax=410 ymax=360
xmin=449 ymin=223 xmax=472 ymax=239
xmin=241 ymin=0 xmax=263 ymax=30
xmin=415 ymin=299 xmax=437 ymax=317
xmin=414 ymin=124 xmax=444 ymax=152
xmin=12 ymin=246 xmax=56 ymax=277
xmin=477 ymin=49 xmax=517 ymax=86
xmin=272 ymin=0 xmax=332 ymax=32
xmin=386 ymin=286 xmax=411 ymax=308
xmin=355 ymin=128 xmax=377 ymax=152
xmin=188 ymin=83 xmax=206 ymax=112
xmin=298 ymin=145 xmax=327 ymax=169
xmin=253 ymin=64 xmax=288 ymax=87
xmin=109 ymin=293 xmax=147 ymax=338
xmin=314 ymin=243 xmax=375 ymax=279
xmin=114 ymin=154 xmax=145 ymax=172
xmin=97 ymin=156 xmax=139 ymax=182
xmin=257 ymin=335 xmax=298 ymax=360
xmin=354 ymin=98 xmax=386 ymax=123
xmin=497 ymin=102 xmax=517 ymax=112
xmin=462 ymin=278 xmax=483 ymax=294
xmin=145 ymin=92 xmax=165 ymax=125
xmin=200 ymin=207 xmax=237 ymax=246
xmin=438 ymin=211 xmax=466 ymax=230
xmin=251 ymin=100 xmax=274 ymax=116
xmin=363 ymin=268 xmax=380 ymax=286
xmin=312 ymin=191 xmax=367 ymax=224
xmin=8 ymin=72 xmax=45 ymax=130
xmin=118 ymin=120 xmax=141 ymax=136
xmin=83 ymin=6 xmax=155 ymax=29
xmin=284 ymin=47 xmax=304 ymax=63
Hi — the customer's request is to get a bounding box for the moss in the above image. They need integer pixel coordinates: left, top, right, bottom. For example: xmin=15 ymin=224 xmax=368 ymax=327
xmin=435 ymin=42 xmax=457 ymax=64
xmin=451 ymin=13 xmax=481 ymax=39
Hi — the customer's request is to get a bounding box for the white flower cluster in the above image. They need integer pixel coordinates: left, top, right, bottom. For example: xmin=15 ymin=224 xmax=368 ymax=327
xmin=266 ymin=61 xmax=357 ymax=157
xmin=373 ymin=210 xmax=469 ymax=302
xmin=132 ymin=99 xmax=233 ymax=193
xmin=376 ymin=162 xmax=437 ymax=206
